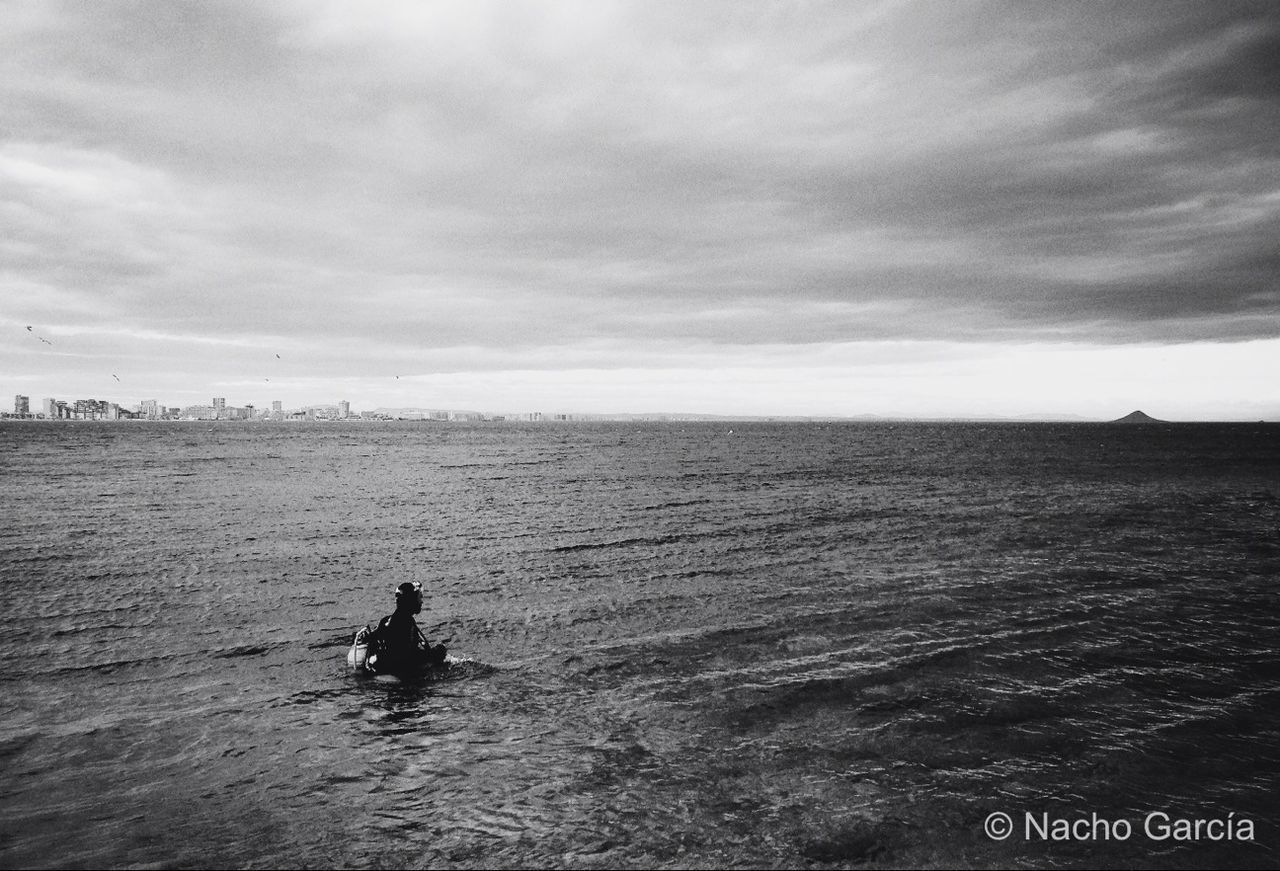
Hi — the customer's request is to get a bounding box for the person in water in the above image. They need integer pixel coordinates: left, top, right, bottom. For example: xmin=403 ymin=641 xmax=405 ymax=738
xmin=366 ymin=581 xmax=447 ymax=672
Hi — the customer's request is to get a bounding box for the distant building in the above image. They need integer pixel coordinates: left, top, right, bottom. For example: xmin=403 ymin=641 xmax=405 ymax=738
xmin=212 ymin=397 xmax=226 ymax=419
xmin=338 ymin=400 xmax=350 ymax=419
xmin=43 ymin=398 xmax=57 ymax=419
xmin=14 ymin=395 xmax=29 ymax=415
xmin=71 ymin=398 xmax=110 ymax=419
xmin=140 ymin=399 xmax=159 ymax=420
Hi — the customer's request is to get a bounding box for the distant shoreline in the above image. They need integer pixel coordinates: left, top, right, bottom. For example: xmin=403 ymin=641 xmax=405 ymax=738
xmin=3 ymin=415 xmax=1275 ymax=425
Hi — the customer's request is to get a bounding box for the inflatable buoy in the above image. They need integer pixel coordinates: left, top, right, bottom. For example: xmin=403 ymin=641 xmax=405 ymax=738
xmin=347 ymin=626 xmax=371 ymax=671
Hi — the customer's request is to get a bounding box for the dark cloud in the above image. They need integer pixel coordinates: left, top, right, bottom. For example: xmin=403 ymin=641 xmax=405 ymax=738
xmin=2 ymin=1 xmax=1277 ymax=415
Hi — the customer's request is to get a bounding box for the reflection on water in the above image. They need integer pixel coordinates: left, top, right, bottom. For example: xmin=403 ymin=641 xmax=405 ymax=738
xmin=1 ymin=420 xmax=1277 ymax=868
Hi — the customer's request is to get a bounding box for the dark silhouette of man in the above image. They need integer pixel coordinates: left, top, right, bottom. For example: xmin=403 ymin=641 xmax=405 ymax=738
xmin=366 ymin=581 xmax=447 ymax=673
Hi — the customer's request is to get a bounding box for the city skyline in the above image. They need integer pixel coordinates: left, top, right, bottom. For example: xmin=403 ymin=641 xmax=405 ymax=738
xmin=7 ymin=389 xmax=628 ymax=421
xmin=11 ymin=390 xmax=363 ymax=420
xmin=7 ymin=386 xmax=1265 ymax=423
xmin=4 ymin=3 xmax=1279 ymax=421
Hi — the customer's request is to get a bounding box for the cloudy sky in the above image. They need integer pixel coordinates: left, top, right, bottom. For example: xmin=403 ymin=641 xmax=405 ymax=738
xmin=3 ymin=1 xmax=1278 ymax=419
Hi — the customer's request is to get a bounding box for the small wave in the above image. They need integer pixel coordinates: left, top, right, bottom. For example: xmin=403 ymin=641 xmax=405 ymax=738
xmin=211 ymin=643 xmax=275 ymax=659
xmin=275 ymin=687 xmax=350 ymax=707
xmin=439 ymin=657 xmax=500 ymax=680
xmin=39 ymin=649 xmax=204 ymax=677
xmin=551 ymin=536 xmax=667 ymax=553
xmin=550 ymin=528 xmax=728 ymax=553
xmin=0 ymin=730 xmax=41 ymax=762
xmin=311 ymin=631 xmax=364 ymax=649
xmin=640 ymin=497 xmax=714 ymax=512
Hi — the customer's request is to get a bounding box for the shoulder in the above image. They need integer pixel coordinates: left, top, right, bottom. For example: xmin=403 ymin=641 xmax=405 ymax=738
xmin=381 ymin=612 xmax=414 ymax=629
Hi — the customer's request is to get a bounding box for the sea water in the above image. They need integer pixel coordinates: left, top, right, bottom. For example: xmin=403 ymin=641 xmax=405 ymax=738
xmin=1 ymin=420 xmax=1277 ymax=869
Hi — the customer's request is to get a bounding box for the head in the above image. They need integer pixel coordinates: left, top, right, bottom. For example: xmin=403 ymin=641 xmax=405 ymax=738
xmin=394 ymin=581 xmax=423 ymax=614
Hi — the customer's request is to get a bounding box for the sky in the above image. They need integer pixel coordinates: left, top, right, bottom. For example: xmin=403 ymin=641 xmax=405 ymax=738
xmin=3 ymin=1 xmax=1278 ymax=420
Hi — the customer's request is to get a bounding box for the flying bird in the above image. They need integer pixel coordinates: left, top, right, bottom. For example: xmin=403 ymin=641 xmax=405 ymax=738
xmin=112 ymin=374 xmax=121 ymax=382
xmin=26 ymin=326 xmax=53 ymax=345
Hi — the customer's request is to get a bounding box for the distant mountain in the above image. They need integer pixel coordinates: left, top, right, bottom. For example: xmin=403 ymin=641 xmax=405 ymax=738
xmin=1112 ymin=410 xmax=1163 ymax=423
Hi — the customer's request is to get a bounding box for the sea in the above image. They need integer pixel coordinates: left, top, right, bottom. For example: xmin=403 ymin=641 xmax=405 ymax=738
xmin=1 ymin=420 xmax=1277 ymax=870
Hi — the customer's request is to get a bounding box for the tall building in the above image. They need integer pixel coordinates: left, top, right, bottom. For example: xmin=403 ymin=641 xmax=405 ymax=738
xmin=271 ymin=400 xmax=282 ymax=421
xmin=14 ymin=395 xmax=29 ymax=415
xmin=212 ymin=397 xmax=226 ymax=419
xmin=338 ymin=400 xmax=350 ymax=419
xmin=43 ymin=398 xmax=57 ymax=418
xmin=73 ymin=398 xmax=108 ymax=419
xmin=140 ymin=399 xmax=159 ymax=420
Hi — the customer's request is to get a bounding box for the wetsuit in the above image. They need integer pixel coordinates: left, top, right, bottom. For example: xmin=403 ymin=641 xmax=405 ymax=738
xmin=368 ymin=610 xmax=446 ymax=673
